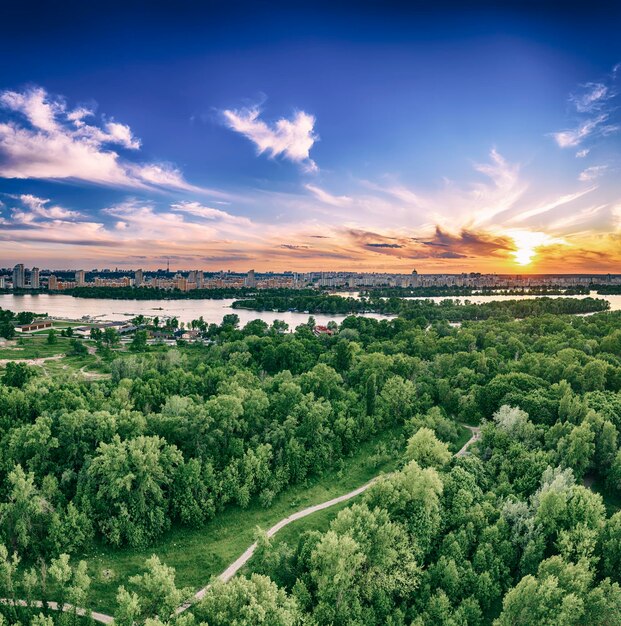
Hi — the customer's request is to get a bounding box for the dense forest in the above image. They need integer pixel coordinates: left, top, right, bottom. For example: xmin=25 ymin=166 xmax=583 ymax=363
xmin=233 ymin=293 xmax=609 ymax=318
xmin=360 ymin=285 xmax=592 ymax=298
xmin=2 ymin=300 xmax=621 ymax=624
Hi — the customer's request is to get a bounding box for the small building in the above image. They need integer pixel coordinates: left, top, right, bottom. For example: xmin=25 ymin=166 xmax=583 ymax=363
xmin=15 ymin=319 xmax=53 ymax=333
xmin=313 ymin=325 xmax=334 ymax=336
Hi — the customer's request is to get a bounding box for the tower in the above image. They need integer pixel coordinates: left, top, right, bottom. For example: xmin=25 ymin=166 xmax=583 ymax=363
xmin=31 ymin=267 xmax=40 ymax=289
xmin=12 ymin=264 xmax=25 ymax=289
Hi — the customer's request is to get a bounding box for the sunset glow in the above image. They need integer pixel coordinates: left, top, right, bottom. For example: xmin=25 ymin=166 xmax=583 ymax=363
xmin=0 ymin=4 xmax=620 ymax=273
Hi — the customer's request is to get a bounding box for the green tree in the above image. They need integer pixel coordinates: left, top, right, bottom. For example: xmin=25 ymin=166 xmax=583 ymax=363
xmin=131 ymin=330 xmax=149 ymax=352
xmin=2 ymin=362 xmax=34 ymax=388
xmin=405 ymin=427 xmax=452 ymax=469
xmin=194 ymin=574 xmax=301 ymax=626
xmin=80 ymin=436 xmax=183 ymax=547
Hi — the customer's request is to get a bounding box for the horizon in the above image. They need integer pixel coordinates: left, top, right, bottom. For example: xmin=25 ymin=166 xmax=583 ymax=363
xmin=1 ymin=1 xmax=621 ymax=273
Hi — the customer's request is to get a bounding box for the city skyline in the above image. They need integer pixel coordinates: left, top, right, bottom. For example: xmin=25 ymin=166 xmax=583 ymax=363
xmin=1 ymin=2 xmax=621 ymax=273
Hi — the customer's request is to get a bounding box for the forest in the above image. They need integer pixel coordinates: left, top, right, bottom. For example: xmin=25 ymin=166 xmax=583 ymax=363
xmin=1 ymin=298 xmax=621 ymax=624
xmin=232 ymin=293 xmax=609 ymax=318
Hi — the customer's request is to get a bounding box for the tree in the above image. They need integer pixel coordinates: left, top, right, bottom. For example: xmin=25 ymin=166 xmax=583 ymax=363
xmin=46 ymin=329 xmax=57 ymax=345
xmin=2 ymin=362 xmax=33 ymax=388
xmin=131 ymin=330 xmax=149 ymax=352
xmin=80 ymin=436 xmax=183 ymax=547
xmin=116 ymin=555 xmax=191 ymax=624
xmin=67 ymin=339 xmax=88 ymax=357
xmin=495 ymin=556 xmax=621 ymax=625
xmin=193 ymin=574 xmax=301 ymax=626
xmin=103 ymin=327 xmax=120 ymax=347
xmin=405 ymin=427 xmax=452 ymax=469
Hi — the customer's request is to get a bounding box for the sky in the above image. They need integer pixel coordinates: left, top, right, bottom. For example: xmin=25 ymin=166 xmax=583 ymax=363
xmin=1 ymin=0 xmax=621 ymax=273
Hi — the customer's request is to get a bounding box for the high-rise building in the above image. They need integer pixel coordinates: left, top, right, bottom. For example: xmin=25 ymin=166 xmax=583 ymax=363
xmin=30 ymin=267 xmax=40 ymax=289
xmin=135 ymin=268 xmax=144 ymax=287
xmin=196 ymin=270 xmax=204 ymax=289
xmin=245 ymin=269 xmax=257 ymax=288
xmin=0 ymin=277 xmax=5 ymax=289
xmin=48 ymin=275 xmax=58 ymax=290
xmin=12 ymin=264 xmax=25 ymax=289
xmin=75 ymin=269 xmax=86 ymax=286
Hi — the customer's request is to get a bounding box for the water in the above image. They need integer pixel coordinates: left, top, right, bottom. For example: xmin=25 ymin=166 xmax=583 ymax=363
xmin=1 ymin=292 xmax=619 ymax=328
xmin=0 ymin=294 xmax=393 ymax=328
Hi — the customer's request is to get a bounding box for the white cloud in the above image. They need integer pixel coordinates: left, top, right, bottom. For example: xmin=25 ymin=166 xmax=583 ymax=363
xmin=0 ymin=86 xmax=203 ymax=192
xmin=171 ymin=201 xmax=252 ymax=225
xmin=0 ymin=87 xmax=62 ymax=132
xmin=552 ymin=114 xmax=608 ymax=148
xmin=18 ymin=194 xmax=82 ymax=219
xmin=305 ymin=184 xmax=352 ymax=207
xmin=578 ymin=165 xmax=608 ymax=182
xmin=508 ymin=187 xmax=597 ymax=224
xmin=223 ymin=105 xmax=318 ymax=171
xmin=570 ymin=82 xmax=610 ymax=113
xmin=576 ymin=148 xmax=590 ymax=158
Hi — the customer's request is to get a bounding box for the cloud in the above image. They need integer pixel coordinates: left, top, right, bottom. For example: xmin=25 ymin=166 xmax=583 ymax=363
xmin=366 ymin=242 xmax=403 ymax=248
xmin=16 ymin=194 xmax=82 ymax=220
xmin=170 ymin=201 xmax=251 ymax=225
xmin=578 ymin=165 xmax=608 ymax=182
xmin=552 ymin=68 xmax=621 ymax=149
xmin=223 ymin=105 xmax=318 ymax=171
xmin=576 ymin=148 xmax=590 ymax=158
xmin=551 ymin=114 xmax=609 ymax=148
xmin=570 ymin=82 xmax=611 ymax=113
xmin=508 ymin=187 xmax=597 ymax=224
xmin=305 ymin=184 xmax=352 ymax=207
xmin=0 ymin=86 xmax=205 ymax=192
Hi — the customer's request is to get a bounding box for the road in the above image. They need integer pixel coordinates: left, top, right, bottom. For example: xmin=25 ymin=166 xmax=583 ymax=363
xmin=2 ymin=424 xmax=481 ymax=623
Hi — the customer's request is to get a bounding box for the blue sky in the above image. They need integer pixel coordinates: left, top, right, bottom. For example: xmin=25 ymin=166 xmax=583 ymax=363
xmin=1 ymin=1 xmax=620 ymax=272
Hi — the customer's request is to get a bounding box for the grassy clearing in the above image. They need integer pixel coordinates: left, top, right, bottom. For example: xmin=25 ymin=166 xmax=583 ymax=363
xmin=451 ymin=424 xmax=473 ymax=453
xmin=242 ymin=499 xmax=353 ymax=578
xmin=0 ymin=335 xmax=75 ymax=359
xmin=80 ymin=427 xmax=404 ymax=614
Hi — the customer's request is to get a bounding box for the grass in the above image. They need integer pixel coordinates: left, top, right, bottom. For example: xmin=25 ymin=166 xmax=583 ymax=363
xmin=242 ymin=499 xmax=354 ymax=577
xmin=0 ymin=335 xmax=73 ymax=359
xmin=451 ymin=423 xmax=473 ymax=453
xmin=79 ymin=427 xmax=404 ymax=614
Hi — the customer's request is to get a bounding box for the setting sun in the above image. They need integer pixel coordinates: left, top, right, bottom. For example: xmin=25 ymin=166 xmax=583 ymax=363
xmin=506 ymin=230 xmax=562 ymax=267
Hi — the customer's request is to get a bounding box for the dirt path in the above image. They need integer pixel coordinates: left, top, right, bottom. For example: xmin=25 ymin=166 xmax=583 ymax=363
xmin=0 ymin=354 xmax=64 ymax=367
xmin=0 ymin=599 xmax=113 ymax=625
xmin=3 ymin=424 xmax=482 ymax=623
xmin=456 ymin=425 xmax=481 ymax=457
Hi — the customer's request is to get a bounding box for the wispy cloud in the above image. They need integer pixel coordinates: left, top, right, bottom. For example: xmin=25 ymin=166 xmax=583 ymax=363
xmin=305 ymin=184 xmax=352 ymax=207
xmin=552 ymin=114 xmax=609 ymax=148
xmin=0 ymin=86 xmax=208 ymax=193
xmin=508 ymin=187 xmax=597 ymax=224
xmin=170 ymin=201 xmax=251 ymax=225
xmin=570 ymin=82 xmax=612 ymax=113
xmin=223 ymin=105 xmax=318 ymax=172
xmin=551 ymin=66 xmax=620 ymax=149
xmin=578 ymin=165 xmax=608 ymax=182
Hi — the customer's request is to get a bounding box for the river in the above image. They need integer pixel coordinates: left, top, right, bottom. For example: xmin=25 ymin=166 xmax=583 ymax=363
xmin=0 ymin=294 xmax=392 ymax=327
xmin=1 ymin=292 xmax=620 ymax=327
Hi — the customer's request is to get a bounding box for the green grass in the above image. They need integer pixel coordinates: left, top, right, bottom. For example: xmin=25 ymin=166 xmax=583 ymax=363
xmin=242 ymin=499 xmax=354 ymax=577
xmin=451 ymin=424 xmax=473 ymax=453
xmin=80 ymin=427 xmax=404 ymax=614
xmin=0 ymin=335 xmax=73 ymax=359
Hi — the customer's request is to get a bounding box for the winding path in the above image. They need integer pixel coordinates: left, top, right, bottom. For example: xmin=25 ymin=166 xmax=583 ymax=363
xmin=2 ymin=425 xmax=481 ymax=623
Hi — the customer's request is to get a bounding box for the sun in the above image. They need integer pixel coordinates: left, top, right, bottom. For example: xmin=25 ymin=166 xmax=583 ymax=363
xmin=506 ymin=230 xmax=561 ymax=267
